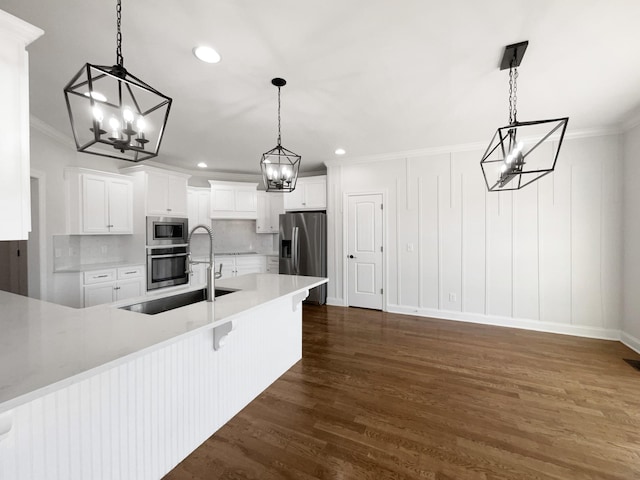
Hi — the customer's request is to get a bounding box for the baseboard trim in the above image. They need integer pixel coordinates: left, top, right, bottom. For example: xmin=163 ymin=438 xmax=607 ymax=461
xmin=621 ymin=332 xmax=640 ymax=354
xmin=386 ymin=304 xmax=621 ymax=341
xmin=326 ymin=297 xmax=346 ymax=307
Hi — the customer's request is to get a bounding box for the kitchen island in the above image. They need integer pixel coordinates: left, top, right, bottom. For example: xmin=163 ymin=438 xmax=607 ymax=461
xmin=0 ymin=273 xmax=327 ymax=480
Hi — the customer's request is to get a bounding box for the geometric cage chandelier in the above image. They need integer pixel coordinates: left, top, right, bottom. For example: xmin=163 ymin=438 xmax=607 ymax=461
xmin=260 ymin=78 xmax=301 ymax=192
xmin=63 ymin=0 xmax=172 ymax=162
xmin=480 ymin=41 xmax=569 ymax=192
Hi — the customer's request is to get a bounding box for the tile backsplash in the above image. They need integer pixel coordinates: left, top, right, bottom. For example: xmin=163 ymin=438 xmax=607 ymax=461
xmin=53 ymin=220 xmax=278 ymax=271
xmin=53 ymin=235 xmax=135 ymax=271
xmin=189 ymin=220 xmax=277 ymax=256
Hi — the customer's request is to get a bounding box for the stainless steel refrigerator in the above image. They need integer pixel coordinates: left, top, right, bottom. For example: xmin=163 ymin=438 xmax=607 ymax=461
xmin=279 ymin=212 xmax=327 ymax=304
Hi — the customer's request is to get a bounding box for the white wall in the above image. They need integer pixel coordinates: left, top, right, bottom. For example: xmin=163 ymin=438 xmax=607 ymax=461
xmin=327 ymin=133 xmax=623 ymax=339
xmin=622 ymin=123 xmax=640 ymax=349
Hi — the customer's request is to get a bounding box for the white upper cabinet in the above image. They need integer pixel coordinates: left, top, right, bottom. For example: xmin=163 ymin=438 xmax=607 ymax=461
xmin=209 ymin=181 xmax=258 ymax=219
xmin=120 ymin=166 xmax=190 ymax=218
xmin=0 ymin=11 xmax=43 ymax=240
xmin=187 ymin=187 xmax=212 ymax=229
xmin=146 ymin=170 xmax=189 ymax=217
xmin=65 ymin=168 xmax=133 ymax=235
xmin=256 ymin=191 xmax=284 ymax=234
xmin=283 ymin=175 xmax=327 ymax=211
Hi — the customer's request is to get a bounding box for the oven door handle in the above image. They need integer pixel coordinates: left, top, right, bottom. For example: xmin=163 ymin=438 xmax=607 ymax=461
xmin=148 ymin=253 xmax=189 ymax=259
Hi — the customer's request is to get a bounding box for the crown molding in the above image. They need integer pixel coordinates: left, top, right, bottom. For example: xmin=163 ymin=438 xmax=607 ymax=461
xmin=29 ymin=115 xmax=75 ymax=148
xmin=0 ymin=9 xmax=44 ymax=44
xmin=324 ymin=125 xmax=623 ymax=168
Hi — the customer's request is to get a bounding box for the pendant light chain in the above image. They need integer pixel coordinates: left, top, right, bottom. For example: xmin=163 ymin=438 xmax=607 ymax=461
xmin=508 ymin=62 xmax=518 ymax=125
xmin=116 ymin=0 xmax=124 ymax=67
xmin=277 ymin=86 xmax=282 ymax=146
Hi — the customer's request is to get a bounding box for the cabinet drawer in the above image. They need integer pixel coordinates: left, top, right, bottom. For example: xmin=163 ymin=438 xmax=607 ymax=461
xmin=117 ymin=265 xmax=144 ymax=280
xmin=236 ymin=255 xmax=266 ymax=267
xmin=83 ymin=269 xmax=116 ymax=285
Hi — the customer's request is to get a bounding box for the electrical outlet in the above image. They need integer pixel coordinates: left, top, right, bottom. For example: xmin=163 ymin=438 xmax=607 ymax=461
xmin=101 ymin=245 xmax=108 ymax=255
xmin=407 ymin=243 xmax=414 ymax=252
xmin=449 ymin=293 xmax=456 ymax=302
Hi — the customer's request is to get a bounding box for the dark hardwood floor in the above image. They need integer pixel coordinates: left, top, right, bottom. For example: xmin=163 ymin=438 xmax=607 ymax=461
xmin=165 ymin=305 xmax=640 ymax=479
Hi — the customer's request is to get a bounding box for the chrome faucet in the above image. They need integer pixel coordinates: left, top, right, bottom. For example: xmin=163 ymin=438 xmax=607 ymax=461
xmin=186 ymin=224 xmax=221 ymax=302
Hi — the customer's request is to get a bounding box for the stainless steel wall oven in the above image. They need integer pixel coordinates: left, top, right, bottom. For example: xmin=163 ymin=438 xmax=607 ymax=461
xmin=146 ymin=245 xmax=189 ymax=290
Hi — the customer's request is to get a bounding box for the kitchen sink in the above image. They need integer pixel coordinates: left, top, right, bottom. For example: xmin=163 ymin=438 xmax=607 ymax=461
xmin=119 ymin=287 xmax=237 ymax=315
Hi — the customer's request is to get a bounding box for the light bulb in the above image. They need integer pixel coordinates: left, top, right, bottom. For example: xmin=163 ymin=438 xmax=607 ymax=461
xmin=92 ymin=107 xmax=104 ymax=123
xmin=123 ymin=108 xmax=134 ymax=123
xmin=500 ymin=164 xmax=508 ymax=173
xmin=137 ymin=116 xmax=146 ymax=133
xmin=516 ymin=140 xmax=524 ymax=152
xmin=506 ymin=154 xmax=513 ymax=164
xmin=109 ymin=117 xmax=120 ymax=130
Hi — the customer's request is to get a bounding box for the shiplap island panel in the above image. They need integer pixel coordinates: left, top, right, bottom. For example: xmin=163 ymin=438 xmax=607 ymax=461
xmin=0 ymin=273 xmax=327 ymax=480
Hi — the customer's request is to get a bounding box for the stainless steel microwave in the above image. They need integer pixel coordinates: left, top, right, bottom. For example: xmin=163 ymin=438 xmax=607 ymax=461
xmin=146 ymin=216 xmax=189 ymax=246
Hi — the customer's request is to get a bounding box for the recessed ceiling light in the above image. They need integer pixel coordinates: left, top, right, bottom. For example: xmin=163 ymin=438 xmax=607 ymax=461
xmin=193 ymin=46 xmax=221 ymax=64
xmin=335 ymin=148 xmax=346 ymax=155
xmin=197 ymin=162 xmax=208 ymax=168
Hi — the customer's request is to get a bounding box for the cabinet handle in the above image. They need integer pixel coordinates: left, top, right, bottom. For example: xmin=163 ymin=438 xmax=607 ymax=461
xmin=167 ymin=208 xmax=172 ymax=212
xmin=123 ymin=271 xmax=137 ymax=275
xmin=95 ymin=275 xmax=109 ymax=278
xmin=114 ymin=286 xmax=121 ymax=290
xmin=107 ymin=224 xmax=114 ymax=228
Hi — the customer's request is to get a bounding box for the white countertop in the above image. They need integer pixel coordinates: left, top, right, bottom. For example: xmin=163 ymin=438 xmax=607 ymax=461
xmin=0 ymin=274 xmax=327 ymax=414
xmin=54 ymin=261 xmax=144 ymax=273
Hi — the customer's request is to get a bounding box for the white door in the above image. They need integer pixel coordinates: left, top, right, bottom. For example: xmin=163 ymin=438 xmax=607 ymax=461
xmin=347 ymin=194 xmax=383 ymax=310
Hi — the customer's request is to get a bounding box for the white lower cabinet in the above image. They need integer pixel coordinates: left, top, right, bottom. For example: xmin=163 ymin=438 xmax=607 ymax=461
xmin=215 ymin=255 xmax=266 ymax=279
xmin=266 ymin=255 xmax=279 ymax=273
xmin=83 ymin=265 xmax=145 ymax=307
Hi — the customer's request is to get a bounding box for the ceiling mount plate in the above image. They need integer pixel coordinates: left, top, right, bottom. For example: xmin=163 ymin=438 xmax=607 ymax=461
xmin=500 ymin=41 xmax=529 ymax=70
xmin=271 ymin=78 xmax=287 ymax=87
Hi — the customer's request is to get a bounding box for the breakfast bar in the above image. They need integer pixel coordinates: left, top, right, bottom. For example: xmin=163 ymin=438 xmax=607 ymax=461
xmin=0 ymin=273 xmax=327 ymax=480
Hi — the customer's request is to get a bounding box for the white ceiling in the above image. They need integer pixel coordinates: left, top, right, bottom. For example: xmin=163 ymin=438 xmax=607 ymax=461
xmin=2 ymin=0 xmax=640 ymax=175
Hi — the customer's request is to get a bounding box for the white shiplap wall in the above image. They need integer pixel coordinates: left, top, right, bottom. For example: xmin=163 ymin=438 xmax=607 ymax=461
xmin=0 ymin=295 xmax=302 ymax=480
xmin=326 ymin=134 xmax=622 ymax=339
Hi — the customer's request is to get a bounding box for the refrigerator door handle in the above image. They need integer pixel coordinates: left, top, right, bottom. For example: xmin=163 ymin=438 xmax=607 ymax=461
xmin=292 ymin=226 xmax=300 ymax=275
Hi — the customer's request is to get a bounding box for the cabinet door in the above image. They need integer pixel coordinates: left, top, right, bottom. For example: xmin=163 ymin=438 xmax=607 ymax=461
xmin=167 ymin=175 xmax=188 ymax=216
xmin=146 ymin=172 xmax=169 ymax=215
xmin=108 ymin=178 xmax=133 ymax=233
xmin=116 ymin=278 xmax=144 ymax=301
xmin=215 ymin=256 xmax=235 ymax=279
xmin=283 ymin=185 xmax=304 ymax=211
xmin=256 ymin=192 xmax=269 ymax=233
xmin=82 ymin=175 xmax=109 ymax=233
xmin=304 ymin=178 xmax=327 ymax=209
xmin=187 ymin=189 xmax=198 ymax=230
xmin=268 ymin=193 xmax=284 ymax=232
xmin=84 ymin=283 xmax=115 ymax=307
xmin=197 ymin=191 xmax=211 ymax=225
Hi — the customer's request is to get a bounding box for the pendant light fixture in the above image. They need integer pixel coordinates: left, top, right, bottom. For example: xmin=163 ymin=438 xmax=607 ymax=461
xmin=260 ymin=78 xmax=301 ymax=192
xmin=480 ymin=41 xmax=568 ymax=192
xmin=63 ymin=0 xmax=172 ymax=162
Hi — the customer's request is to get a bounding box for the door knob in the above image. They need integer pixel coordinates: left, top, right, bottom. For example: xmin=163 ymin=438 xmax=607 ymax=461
xmin=348 ymin=254 xmax=356 ymax=259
